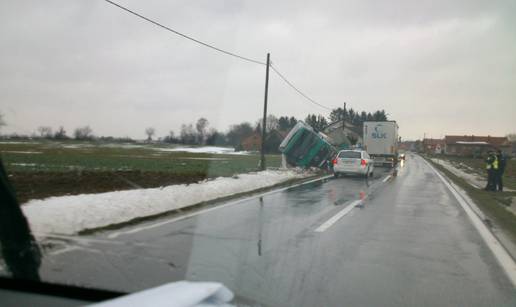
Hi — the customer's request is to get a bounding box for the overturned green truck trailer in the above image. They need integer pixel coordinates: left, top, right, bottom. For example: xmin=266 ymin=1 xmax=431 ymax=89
xmin=279 ymin=121 xmax=337 ymax=168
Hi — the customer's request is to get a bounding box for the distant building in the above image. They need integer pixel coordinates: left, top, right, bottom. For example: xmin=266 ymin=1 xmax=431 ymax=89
xmin=240 ymin=130 xmax=287 ymax=153
xmin=444 ymin=135 xmax=511 ymax=157
xmin=422 ymin=138 xmax=445 ymax=154
xmin=399 ymin=141 xmax=417 ymax=152
xmin=241 ymin=133 xmax=261 ymax=151
xmin=323 ymin=120 xmax=362 ymax=149
xmin=413 ymin=140 xmax=424 ymax=153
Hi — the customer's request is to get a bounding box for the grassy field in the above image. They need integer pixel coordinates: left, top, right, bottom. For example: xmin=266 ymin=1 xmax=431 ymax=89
xmin=0 ymin=140 xmax=282 ymax=203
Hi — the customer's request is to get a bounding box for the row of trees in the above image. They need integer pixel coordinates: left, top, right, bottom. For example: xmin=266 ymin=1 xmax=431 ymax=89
xmin=161 ymin=115 xmax=299 ymax=147
xmin=328 ymin=107 xmax=387 ymax=124
xmin=34 ymin=126 xmax=94 ymax=140
xmin=0 ymin=105 xmax=389 ymax=146
xmin=159 ymin=106 xmax=387 ymax=148
xmin=302 ymin=108 xmax=387 ymax=133
xmin=304 ymin=107 xmax=388 ymax=132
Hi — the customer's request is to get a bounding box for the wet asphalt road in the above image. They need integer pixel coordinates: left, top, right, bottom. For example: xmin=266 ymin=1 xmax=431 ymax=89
xmin=39 ymin=154 xmax=516 ymax=306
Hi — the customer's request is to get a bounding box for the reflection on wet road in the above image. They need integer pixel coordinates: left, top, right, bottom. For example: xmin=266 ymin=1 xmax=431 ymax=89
xmin=38 ymin=154 xmax=516 ymax=306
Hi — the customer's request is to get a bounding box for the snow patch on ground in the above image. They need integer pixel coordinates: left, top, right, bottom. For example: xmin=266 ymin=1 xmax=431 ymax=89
xmin=153 ymin=146 xmax=251 ymax=155
xmin=179 ymin=157 xmax=229 ymax=161
xmin=100 ymin=143 xmax=145 ymax=149
xmin=10 ymin=163 xmax=38 ymax=167
xmin=23 ymin=169 xmax=310 ymax=235
xmin=431 ymin=158 xmax=486 ymax=189
xmin=61 ymin=144 xmax=94 ymax=149
xmin=0 ymin=141 xmax=39 ymax=144
xmin=1 ymin=150 xmax=42 ymax=154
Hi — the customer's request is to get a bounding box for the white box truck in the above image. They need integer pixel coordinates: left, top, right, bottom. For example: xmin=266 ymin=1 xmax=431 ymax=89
xmin=363 ymin=121 xmax=399 ymax=167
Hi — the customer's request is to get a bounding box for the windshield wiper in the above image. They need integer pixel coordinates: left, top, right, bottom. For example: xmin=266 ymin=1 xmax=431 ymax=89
xmin=0 ymin=157 xmax=41 ymax=281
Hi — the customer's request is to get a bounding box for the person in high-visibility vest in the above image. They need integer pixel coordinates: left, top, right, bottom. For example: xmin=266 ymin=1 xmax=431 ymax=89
xmin=485 ymin=151 xmax=498 ymax=191
xmin=495 ymin=149 xmax=507 ymax=191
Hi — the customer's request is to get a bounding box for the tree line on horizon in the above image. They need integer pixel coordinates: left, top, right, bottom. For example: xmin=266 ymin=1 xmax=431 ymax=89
xmin=0 ymin=106 xmax=389 ymax=147
xmin=2 ymin=111 xmax=515 ymax=150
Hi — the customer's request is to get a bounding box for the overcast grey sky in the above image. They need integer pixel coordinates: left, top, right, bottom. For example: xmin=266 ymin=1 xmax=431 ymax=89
xmin=1 ymin=0 xmax=515 ymax=140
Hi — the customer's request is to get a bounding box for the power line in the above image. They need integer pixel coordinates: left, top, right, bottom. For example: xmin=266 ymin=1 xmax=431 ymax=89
xmin=103 ymin=0 xmax=265 ymax=65
xmin=103 ymin=0 xmax=335 ymax=112
xmin=269 ymin=63 xmax=333 ymax=111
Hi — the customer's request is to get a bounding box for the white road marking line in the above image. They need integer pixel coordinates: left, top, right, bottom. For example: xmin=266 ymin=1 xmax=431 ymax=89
xmin=35 ymin=233 xmax=128 ymax=245
xmin=424 ymin=158 xmax=516 ymax=288
xmin=48 ymin=246 xmax=82 ymax=256
xmin=315 ymin=200 xmax=362 ymax=233
xmin=107 ymin=175 xmax=334 ymax=239
xmin=382 ymin=175 xmax=391 ymax=183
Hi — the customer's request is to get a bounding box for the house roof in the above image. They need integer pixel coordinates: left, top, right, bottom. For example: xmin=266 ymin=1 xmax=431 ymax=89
xmin=444 ymin=135 xmax=509 ymax=146
xmin=324 ymin=120 xmax=362 ymax=137
xmin=456 ymin=141 xmax=489 ymax=145
xmin=241 ymin=129 xmax=288 ymax=144
xmin=241 ymin=133 xmax=261 ymax=145
xmin=423 ymin=138 xmax=445 ymax=146
xmin=276 ymin=130 xmax=289 ymax=138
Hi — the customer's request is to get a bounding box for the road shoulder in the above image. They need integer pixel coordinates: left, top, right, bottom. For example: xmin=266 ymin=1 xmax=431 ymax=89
xmin=26 ymin=170 xmax=332 ymax=236
xmin=425 ymin=156 xmax=516 ymax=265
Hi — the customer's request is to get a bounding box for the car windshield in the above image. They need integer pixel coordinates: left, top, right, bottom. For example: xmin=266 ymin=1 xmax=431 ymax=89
xmin=1 ymin=1 xmax=516 ymax=306
xmin=338 ymin=151 xmax=361 ymax=159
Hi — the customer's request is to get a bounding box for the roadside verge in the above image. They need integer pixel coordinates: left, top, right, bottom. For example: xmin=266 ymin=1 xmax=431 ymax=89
xmin=24 ymin=169 xmax=331 ymax=236
xmin=424 ymin=157 xmax=516 ymax=286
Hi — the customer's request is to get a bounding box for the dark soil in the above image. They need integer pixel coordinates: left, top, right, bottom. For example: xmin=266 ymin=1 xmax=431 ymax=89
xmin=8 ymin=171 xmax=211 ymax=204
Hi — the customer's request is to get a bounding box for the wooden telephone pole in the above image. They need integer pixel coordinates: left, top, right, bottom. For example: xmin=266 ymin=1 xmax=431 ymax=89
xmin=260 ymin=53 xmax=270 ymax=170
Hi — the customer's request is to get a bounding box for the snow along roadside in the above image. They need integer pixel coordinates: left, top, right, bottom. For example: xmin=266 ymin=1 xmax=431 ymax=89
xmin=431 ymin=158 xmax=515 ymax=192
xmin=23 ymin=169 xmax=311 ymax=235
xmin=431 ymin=158 xmax=487 ymax=189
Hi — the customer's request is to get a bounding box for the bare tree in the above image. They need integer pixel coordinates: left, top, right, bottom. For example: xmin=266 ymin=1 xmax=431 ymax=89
xmin=164 ymin=130 xmax=176 ymax=143
xmin=196 ymin=118 xmax=209 ymax=145
xmin=37 ymin=126 xmax=53 ymax=138
xmin=227 ymin=122 xmax=254 ymax=146
xmin=168 ymin=130 xmax=175 ymax=141
xmin=180 ymin=124 xmax=196 ymax=144
xmin=0 ymin=113 xmax=6 ymax=133
xmin=205 ymin=128 xmax=226 ymax=146
xmin=54 ymin=126 xmax=67 ymax=139
xmin=74 ymin=126 xmax=93 ymax=140
xmin=145 ymin=127 xmax=156 ymax=141
xmin=256 ymin=115 xmax=279 ymax=134
xmin=266 ymin=114 xmax=279 ymax=133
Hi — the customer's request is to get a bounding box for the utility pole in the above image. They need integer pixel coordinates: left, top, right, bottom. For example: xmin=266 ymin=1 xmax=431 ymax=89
xmin=260 ymin=53 xmax=270 ymax=171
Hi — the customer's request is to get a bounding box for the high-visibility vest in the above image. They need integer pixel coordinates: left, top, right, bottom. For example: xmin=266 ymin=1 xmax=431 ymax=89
xmin=493 ymin=156 xmax=499 ymax=170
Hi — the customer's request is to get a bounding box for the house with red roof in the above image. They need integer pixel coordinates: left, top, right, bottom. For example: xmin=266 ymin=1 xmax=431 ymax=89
xmin=444 ymin=135 xmax=511 ymax=157
xmin=422 ymin=138 xmax=445 ymax=154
